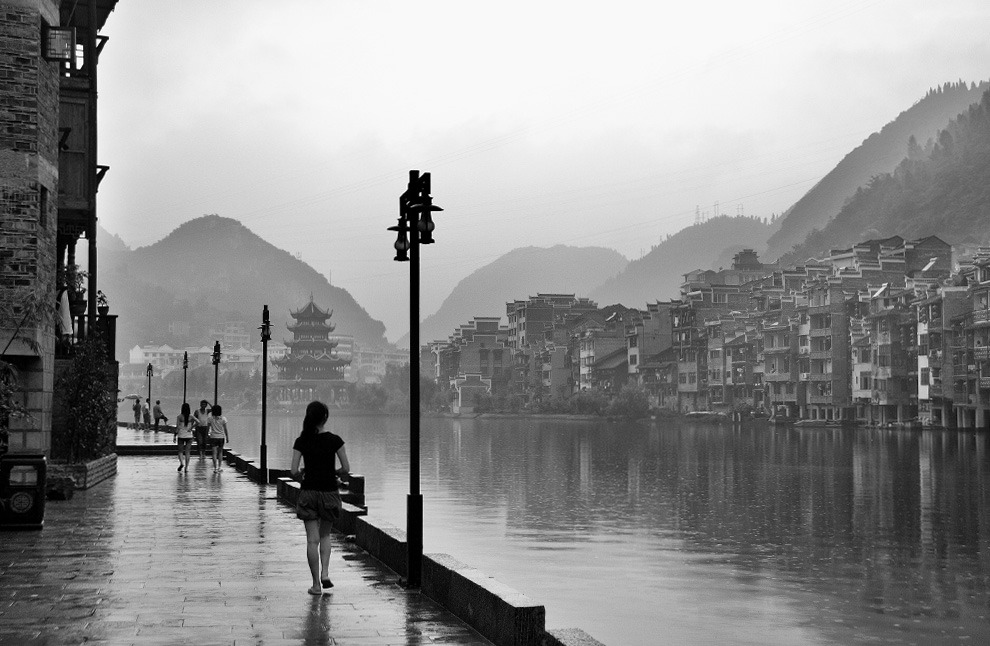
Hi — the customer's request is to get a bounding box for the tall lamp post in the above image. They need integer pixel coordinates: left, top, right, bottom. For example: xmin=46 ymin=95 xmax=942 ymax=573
xmin=259 ymin=305 xmax=271 ymax=484
xmin=146 ymin=363 xmax=153 ymax=408
xmin=387 ymin=169 xmax=441 ymax=588
xmin=182 ymin=351 xmax=189 ymax=406
xmin=212 ymin=341 xmax=221 ymax=407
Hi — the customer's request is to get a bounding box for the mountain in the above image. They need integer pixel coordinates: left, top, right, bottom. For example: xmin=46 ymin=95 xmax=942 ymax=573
xmin=588 ymin=215 xmax=775 ymax=306
xmin=778 ymin=89 xmax=990 ymax=264
xmin=764 ymin=80 xmax=990 ymax=260
xmin=97 ymin=215 xmax=387 ymax=362
xmin=405 ymin=245 xmax=629 ymax=345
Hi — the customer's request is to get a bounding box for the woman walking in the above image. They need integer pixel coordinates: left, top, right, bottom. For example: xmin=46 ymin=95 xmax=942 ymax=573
xmin=174 ymin=402 xmax=195 ymax=472
xmin=208 ymin=404 xmax=229 ymax=472
xmin=290 ymin=401 xmax=350 ymax=595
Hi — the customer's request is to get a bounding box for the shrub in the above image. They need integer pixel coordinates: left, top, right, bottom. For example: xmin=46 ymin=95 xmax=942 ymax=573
xmin=51 ymin=331 xmax=117 ymax=463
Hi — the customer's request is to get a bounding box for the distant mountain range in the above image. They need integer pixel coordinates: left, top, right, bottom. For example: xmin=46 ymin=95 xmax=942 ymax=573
xmin=588 ymin=215 xmax=775 ymax=306
xmin=403 ymin=245 xmax=629 ymax=345
xmin=764 ymin=80 xmax=990 ymax=260
xmin=98 ymin=215 xmax=387 ymax=362
xmin=98 ymin=81 xmax=990 ymax=356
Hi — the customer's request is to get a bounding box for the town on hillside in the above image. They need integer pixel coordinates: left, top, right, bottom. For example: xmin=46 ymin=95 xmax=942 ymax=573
xmin=426 ymin=239 xmax=990 ymax=430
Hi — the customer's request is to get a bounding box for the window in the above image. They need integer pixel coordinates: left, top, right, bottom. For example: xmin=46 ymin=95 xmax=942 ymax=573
xmin=629 ymin=354 xmax=638 ymax=366
xmin=920 ymin=367 xmax=930 ymax=386
xmin=629 ymin=336 xmax=637 ymax=348
xmin=861 ymin=374 xmax=871 ymax=390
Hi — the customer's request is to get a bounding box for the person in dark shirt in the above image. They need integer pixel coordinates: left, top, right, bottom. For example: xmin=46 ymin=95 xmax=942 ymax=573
xmin=290 ymin=400 xmax=350 ymax=595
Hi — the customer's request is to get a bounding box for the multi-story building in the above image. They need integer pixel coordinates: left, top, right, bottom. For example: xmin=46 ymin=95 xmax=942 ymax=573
xmin=1 ymin=0 xmax=120 ymax=453
xmin=868 ymin=285 xmax=917 ymax=425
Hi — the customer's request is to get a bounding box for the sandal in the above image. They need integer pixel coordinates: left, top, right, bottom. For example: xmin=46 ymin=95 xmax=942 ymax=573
xmin=321 ymin=578 xmax=334 ymax=589
xmin=307 ymin=586 xmax=323 ymax=595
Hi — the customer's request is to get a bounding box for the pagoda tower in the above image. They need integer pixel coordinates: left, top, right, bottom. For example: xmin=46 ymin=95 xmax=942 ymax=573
xmin=272 ymin=297 xmax=352 ymax=405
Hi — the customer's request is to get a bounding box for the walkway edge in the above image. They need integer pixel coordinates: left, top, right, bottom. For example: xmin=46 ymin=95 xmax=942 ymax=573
xmin=272 ymin=470 xmax=605 ymax=646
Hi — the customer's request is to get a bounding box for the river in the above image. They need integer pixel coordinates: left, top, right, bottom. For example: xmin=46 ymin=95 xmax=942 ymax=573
xmin=210 ymin=413 xmax=990 ymax=645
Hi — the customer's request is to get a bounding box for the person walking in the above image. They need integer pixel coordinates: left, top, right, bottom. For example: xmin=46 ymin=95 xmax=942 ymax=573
xmin=141 ymin=399 xmax=151 ymax=430
xmin=192 ymin=400 xmax=210 ymax=458
xmin=174 ymin=402 xmax=195 ymax=472
xmin=132 ymin=397 xmax=141 ymax=429
xmin=208 ymin=404 xmax=229 ymax=472
xmin=290 ymin=400 xmax=350 ymax=595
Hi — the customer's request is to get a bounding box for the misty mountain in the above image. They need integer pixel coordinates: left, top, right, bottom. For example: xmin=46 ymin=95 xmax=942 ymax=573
xmin=97 ymin=215 xmax=387 ymax=362
xmin=588 ymin=215 xmax=775 ymax=306
xmin=403 ymin=245 xmax=629 ymax=345
xmin=764 ymin=80 xmax=990 ymax=260
xmin=778 ymin=89 xmax=990 ymax=264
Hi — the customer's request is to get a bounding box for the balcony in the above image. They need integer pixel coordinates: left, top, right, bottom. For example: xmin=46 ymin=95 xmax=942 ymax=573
xmin=798 ymin=346 xmax=810 ymax=356
xmin=981 ymin=377 xmax=990 ymax=390
xmin=808 ymin=373 xmax=831 ymax=381
xmin=810 ymin=350 xmax=832 ymax=360
xmin=974 ymin=310 xmax=990 ymax=324
xmin=799 ymin=372 xmax=811 ymax=381
xmin=929 ymin=383 xmax=943 ymax=397
xmin=808 ymin=394 xmax=834 ymax=404
xmin=763 ymin=372 xmax=792 ymax=382
xmin=810 ymin=328 xmax=832 ymax=337
xmin=976 ymin=346 xmax=990 ymax=360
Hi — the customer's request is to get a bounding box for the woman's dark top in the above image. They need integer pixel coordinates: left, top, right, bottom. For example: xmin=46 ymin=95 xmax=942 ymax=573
xmin=293 ymin=431 xmax=344 ymax=491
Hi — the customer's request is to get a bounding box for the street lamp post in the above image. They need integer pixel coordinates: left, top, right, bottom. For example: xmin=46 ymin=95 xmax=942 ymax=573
xmin=182 ymin=351 xmax=189 ymax=406
xmin=212 ymin=341 xmax=221 ymax=407
xmin=387 ymin=169 xmax=441 ymax=588
xmin=259 ymin=305 xmax=271 ymax=484
xmin=146 ymin=363 xmax=153 ymax=408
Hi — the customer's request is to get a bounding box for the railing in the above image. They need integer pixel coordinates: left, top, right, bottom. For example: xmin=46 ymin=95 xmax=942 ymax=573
xmin=981 ymin=377 xmax=990 ymax=390
xmin=976 ymin=346 xmax=990 ymax=360
xmin=974 ymin=310 xmax=990 ymax=324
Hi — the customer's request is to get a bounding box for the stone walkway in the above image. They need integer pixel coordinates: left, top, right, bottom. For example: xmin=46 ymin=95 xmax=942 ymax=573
xmin=0 ymin=455 xmax=493 ymax=645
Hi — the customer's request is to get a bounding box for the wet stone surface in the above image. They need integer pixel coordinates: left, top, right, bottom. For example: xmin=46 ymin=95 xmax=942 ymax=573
xmin=0 ymin=455 xmax=492 ymax=645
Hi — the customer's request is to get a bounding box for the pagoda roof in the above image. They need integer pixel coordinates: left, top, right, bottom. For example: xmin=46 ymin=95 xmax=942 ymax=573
xmin=290 ymin=296 xmax=333 ymax=321
xmin=287 ymin=321 xmax=335 ymax=333
xmin=273 ymin=352 xmax=350 ymax=367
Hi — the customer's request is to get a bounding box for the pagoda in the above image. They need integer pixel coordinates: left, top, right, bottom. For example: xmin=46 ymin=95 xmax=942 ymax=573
xmin=272 ymin=297 xmax=352 ymax=405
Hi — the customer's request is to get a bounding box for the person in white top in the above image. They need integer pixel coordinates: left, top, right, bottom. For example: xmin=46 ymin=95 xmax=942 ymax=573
xmin=208 ymin=404 xmax=230 ymax=472
xmin=174 ymin=402 xmax=195 ymax=472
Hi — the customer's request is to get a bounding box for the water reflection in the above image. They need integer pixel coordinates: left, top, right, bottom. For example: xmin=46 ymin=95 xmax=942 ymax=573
xmin=226 ymin=414 xmax=990 ymax=645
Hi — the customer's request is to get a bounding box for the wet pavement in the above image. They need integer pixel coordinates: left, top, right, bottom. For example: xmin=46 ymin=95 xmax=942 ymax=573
xmin=0 ymin=455 xmax=493 ymax=645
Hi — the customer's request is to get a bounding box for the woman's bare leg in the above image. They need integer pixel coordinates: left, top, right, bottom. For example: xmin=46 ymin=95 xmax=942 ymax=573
xmin=304 ymin=519 xmax=322 ymax=593
xmin=319 ymin=519 xmax=333 ymax=583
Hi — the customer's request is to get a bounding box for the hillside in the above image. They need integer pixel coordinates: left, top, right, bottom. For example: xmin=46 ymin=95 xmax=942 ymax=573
xmin=98 ymin=215 xmax=387 ymax=362
xmin=780 ymin=89 xmax=990 ymax=264
xmin=588 ymin=216 xmax=774 ymax=306
xmin=765 ymin=80 xmax=990 ymax=260
xmin=405 ymin=245 xmax=628 ymax=344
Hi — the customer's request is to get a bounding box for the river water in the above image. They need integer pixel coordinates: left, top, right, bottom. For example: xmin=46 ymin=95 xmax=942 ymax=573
xmin=217 ymin=413 xmax=990 ymax=645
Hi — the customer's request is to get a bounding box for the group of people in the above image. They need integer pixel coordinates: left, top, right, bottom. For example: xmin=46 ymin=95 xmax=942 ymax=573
xmin=173 ymin=399 xmax=230 ymax=472
xmin=130 ymin=397 xmax=169 ymax=430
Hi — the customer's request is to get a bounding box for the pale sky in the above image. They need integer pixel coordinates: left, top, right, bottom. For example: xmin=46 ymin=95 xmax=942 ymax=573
xmin=95 ymin=0 xmax=990 ymax=343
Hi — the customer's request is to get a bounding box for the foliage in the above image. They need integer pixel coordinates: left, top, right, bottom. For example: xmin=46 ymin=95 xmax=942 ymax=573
xmin=0 ymin=361 xmax=27 ymax=455
xmin=605 ymin=383 xmax=651 ymax=419
xmin=51 ymin=331 xmax=117 ymax=463
xmin=781 ymin=88 xmax=990 ymax=263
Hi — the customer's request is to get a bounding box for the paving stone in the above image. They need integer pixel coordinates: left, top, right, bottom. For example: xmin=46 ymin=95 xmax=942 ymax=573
xmin=0 ymin=456 xmax=492 ymax=645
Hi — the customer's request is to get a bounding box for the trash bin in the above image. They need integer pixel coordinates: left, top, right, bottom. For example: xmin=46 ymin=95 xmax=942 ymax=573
xmin=0 ymin=453 xmax=47 ymax=530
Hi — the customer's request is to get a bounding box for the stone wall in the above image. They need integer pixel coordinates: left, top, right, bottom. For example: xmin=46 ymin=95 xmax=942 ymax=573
xmin=0 ymin=0 xmax=61 ymax=454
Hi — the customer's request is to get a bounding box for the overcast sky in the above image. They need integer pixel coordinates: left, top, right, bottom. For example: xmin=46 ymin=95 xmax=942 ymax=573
xmin=95 ymin=0 xmax=990 ymax=343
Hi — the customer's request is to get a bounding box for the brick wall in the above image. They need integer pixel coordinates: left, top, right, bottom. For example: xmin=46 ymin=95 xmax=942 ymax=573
xmin=1 ymin=0 xmax=61 ymax=453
